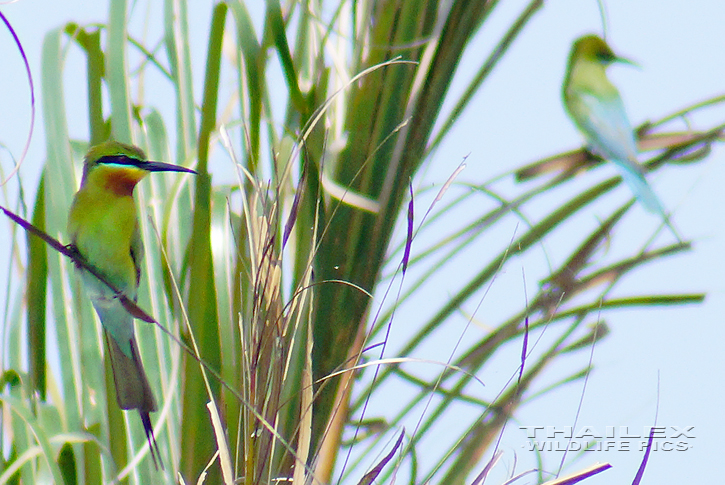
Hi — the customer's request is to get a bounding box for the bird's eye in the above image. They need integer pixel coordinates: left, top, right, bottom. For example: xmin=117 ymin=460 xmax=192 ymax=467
xmin=596 ymin=51 xmax=615 ymax=63
xmin=98 ymin=155 xmax=136 ymax=166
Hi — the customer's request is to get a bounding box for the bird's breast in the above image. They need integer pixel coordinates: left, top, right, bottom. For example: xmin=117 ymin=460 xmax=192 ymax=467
xmin=68 ymin=191 xmax=139 ymax=294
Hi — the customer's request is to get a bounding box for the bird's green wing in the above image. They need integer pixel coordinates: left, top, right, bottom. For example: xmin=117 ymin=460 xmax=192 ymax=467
xmin=569 ymin=90 xmax=639 ymax=164
xmin=130 ymin=219 xmax=144 ymax=289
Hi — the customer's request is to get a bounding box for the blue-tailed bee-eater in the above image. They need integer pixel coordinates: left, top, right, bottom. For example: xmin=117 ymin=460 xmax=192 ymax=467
xmin=67 ymin=140 xmax=196 ymax=469
xmin=563 ymin=34 xmax=674 ymax=227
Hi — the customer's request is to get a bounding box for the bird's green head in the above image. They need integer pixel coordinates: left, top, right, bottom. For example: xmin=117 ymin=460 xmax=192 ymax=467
xmin=81 ymin=140 xmax=196 ymax=196
xmin=570 ymin=34 xmax=635 ymax=67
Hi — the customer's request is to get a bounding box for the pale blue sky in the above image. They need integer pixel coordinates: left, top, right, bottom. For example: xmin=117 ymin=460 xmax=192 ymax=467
xmin=0 ymin=1 xmax=722 ymax=483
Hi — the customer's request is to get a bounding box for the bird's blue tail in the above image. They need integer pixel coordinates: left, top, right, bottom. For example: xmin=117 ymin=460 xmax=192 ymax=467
xmin=614 ymin=160 xmax=683 ymax=242
xmin=613 ymin=159 xmax=665 ymax=215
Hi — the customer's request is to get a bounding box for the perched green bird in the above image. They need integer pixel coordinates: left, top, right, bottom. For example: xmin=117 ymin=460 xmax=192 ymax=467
xmin=563 ymin=34 xmax=671 ymax=222
xmin=67 ymin=140 xmax=196 ymax=469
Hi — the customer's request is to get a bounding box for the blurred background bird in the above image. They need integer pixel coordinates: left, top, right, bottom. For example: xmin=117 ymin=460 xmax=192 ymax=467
xmin=67 ymin=140 xmax=196 ymax=469
xmin=562 ymin=34 xmax=680 ymax=238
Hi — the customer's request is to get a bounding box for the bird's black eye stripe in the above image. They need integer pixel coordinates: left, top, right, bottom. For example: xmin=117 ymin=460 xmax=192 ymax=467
xmin=97 ymin=155 xmax=142 ymax=166
xmin=596 ymin=51 xmax=615 ymax=63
